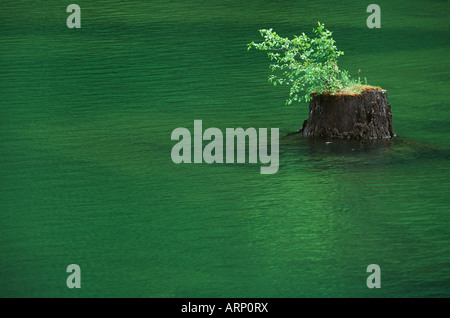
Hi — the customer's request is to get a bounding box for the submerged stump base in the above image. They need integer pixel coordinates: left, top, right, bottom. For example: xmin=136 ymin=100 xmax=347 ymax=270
xmin=301 ymin=88 xmax=394 ymax=140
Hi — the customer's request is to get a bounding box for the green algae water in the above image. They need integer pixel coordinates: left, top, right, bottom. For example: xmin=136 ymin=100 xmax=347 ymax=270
xmin=1 ymin=0 xmax=449 ymax=297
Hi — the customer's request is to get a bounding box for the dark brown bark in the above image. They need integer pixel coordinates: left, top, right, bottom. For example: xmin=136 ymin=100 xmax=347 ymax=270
xmin=301 ymin=88 xmax=394 ymax=139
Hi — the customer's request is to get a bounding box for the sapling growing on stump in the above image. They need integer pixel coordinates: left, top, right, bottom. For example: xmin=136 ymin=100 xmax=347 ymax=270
xmin=248 ymin=22 xmax=376 ymax=105
xmin=249 ymin=23 xmax=394 ymax=140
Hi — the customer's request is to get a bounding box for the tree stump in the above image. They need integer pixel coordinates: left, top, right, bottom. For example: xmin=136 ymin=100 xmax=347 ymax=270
xmin=301 ymin=88 xmax=394 ymax=139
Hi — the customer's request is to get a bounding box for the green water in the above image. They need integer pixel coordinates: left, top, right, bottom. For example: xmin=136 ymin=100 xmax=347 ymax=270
xmin=1 ymin=1 xmax=449 ymax=297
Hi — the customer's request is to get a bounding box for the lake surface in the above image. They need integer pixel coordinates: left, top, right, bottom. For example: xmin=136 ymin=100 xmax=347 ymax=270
xmin=0 ymin=0 xmax=449 ymax=297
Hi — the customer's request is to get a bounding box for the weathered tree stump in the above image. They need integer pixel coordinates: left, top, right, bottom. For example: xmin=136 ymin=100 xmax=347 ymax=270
xmin=301 ymin=88 xmax=394 ymax=139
